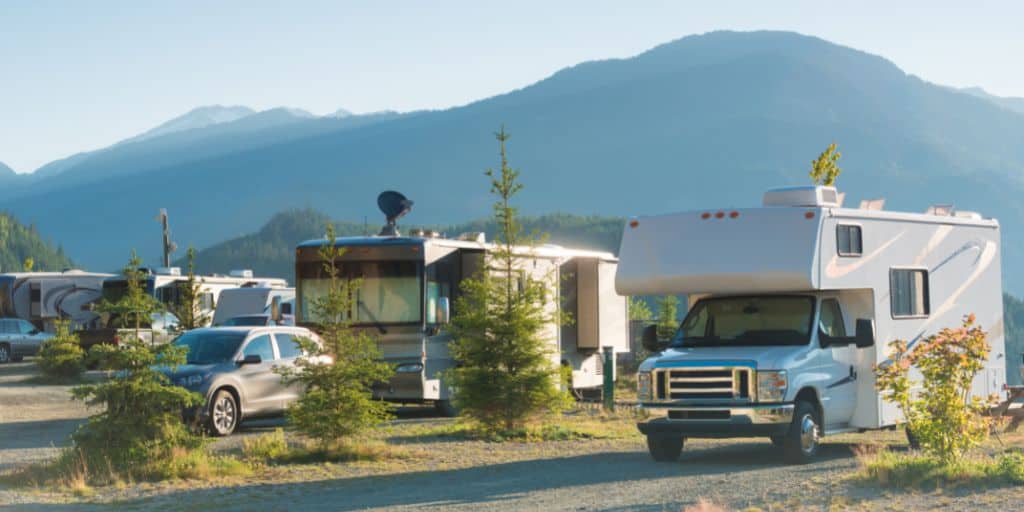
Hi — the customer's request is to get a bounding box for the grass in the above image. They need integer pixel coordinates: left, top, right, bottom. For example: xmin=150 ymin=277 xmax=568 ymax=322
xmin=396 ymin=413 xmax=642 ymax=443
xmin=852 ymin=445 xmax=1024 ymax=490
xmin=241 ymin=428 xmax=413 ymax=466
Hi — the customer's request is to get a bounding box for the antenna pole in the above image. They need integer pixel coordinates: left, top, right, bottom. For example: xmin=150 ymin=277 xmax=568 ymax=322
xmin=159 ymin=209 xmax=172 ymax=267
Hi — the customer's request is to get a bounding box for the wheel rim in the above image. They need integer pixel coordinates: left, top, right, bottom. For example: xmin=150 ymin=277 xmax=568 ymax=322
xmin=213 ymin=396 xmax=236 ymax=433
xmin=799 ymin=414 xmax=819 ymax=454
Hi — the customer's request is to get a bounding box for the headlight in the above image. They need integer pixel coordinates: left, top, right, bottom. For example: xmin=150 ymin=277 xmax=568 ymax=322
xmin=757 ymin=370 xmax=788 ymax=402
xmin=395 ymin=362 xmax=424 ymax=374
xmin=637 ymin=371 xmax=652 ymax=401
xmin=178 ymin=374 xmax=205 ymax=388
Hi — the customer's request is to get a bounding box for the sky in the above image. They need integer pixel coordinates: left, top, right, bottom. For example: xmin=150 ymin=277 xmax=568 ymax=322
xmin=2 ymin=0 xmax=1023 ymax=173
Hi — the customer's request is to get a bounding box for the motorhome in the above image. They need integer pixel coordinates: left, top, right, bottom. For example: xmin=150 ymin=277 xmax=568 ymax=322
xmin=295 ymin=193 xmax=629 ymax=415
xmin=617 ymin=186 xmax=1006 ymax=464
xmin=0 ymin=270 xmax=115 ymax=331
xmin=100 ymin=268 xmax=287 ymax=328
xmin=212 ymin=286 xmax=295 ymax=326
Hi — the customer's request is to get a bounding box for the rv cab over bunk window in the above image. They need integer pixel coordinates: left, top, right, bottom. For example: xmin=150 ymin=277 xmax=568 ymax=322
xmin=837 ymin=225 xmax=862 ymax=256
xmin=890 ymin=269 xmax=930 ymax=318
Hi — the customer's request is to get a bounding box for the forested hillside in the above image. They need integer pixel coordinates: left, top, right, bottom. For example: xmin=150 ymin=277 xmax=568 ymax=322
xmin=0 ymin=213 xmax=74 ymax=272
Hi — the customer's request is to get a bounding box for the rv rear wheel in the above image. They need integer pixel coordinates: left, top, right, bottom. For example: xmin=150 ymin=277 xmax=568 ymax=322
xmin=782 ymin=400 xmax=821 ymax=464
xmin=0 ymin=344 xmax=10 ymax=364
xmin=646 ymin=435 xmax=684 ymax=462
xmin=769 ymin=435 xmax=785 ymax=448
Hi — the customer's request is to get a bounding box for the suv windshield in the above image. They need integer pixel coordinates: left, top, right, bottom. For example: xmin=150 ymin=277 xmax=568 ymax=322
xmin=173 ymin=331 xmax=247 ymax=365
xmin=670 ymin=296 xmax=815 ymax=348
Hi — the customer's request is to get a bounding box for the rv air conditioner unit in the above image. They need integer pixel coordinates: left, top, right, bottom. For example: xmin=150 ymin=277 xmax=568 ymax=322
xmin=230 ymin=269 xmax=255 ymax=279
xmin=156 ymin=267 xmax=181 ymax=276
xmin=457 ymin=232 xmax=486 ymax=243
xmin=763 ymin=186 xmax=841 ymax=208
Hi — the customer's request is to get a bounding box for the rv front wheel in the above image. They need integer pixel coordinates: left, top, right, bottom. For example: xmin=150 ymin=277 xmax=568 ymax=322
xmin=434 ymin=400 xmax=459 ymax=418
xmin=0 ymin=344 xmax=10 ymax=364
xmin=782 ymin=401 xmax=820 ymax=464
xmin=646 ymin=435 xmax=684 ymax=462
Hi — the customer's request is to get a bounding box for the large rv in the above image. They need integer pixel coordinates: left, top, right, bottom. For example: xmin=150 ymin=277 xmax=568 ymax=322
xmin=617 ymin=186 xmax=1006 ymax=463
xmin=100 ymin=268 xmax=287 ymax=328
xmin=0 ymin=270 xmax=115 ymax=331
xmin=212 ymin=286 xmax=296 ymax=326
xmin=295 ymin=231 xmax=630 ymax=415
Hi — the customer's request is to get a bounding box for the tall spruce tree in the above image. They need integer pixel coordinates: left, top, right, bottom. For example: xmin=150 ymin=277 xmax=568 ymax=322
xmin=448 ymin=127 xmax=567 ymax=432
xmin=171 ymin=247 xmax=208 ymax=330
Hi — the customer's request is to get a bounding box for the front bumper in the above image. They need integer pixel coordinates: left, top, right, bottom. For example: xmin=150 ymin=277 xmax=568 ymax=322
xmin=638 ymin=403 xmax=795 ymax=438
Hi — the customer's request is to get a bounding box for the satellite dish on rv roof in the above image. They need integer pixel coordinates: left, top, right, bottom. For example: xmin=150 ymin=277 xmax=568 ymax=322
xmin=377 ymin=191 xmax=413 ymax=236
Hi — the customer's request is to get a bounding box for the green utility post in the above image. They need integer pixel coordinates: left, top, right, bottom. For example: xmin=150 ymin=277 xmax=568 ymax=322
xmin=602 ymin=346 xmax=615 ymax=411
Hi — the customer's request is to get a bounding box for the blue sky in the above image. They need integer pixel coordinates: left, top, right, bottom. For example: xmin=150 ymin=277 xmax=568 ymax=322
xmin=2 ymin=0 xmax=1022 ymax=172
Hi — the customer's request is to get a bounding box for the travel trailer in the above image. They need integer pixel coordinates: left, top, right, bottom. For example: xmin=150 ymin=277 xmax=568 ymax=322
xmin=0 ymin=270 xmax=115 ymax=331
xmin=100 ymin=268 xmax=287 ymax=328
xmin=295 ymin=192 xmax=630 ymax=415
xmin=212 ymin=286 xmax=296 ymax=326
xmin=617 ymin=186 xmax=1006 ymax=464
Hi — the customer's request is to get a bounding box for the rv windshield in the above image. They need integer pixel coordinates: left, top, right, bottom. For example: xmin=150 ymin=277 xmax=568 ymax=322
xmin=670 ymin=296 xmax=815 ymax=347
xmin=298 ymin=261 xmax=421 ymax=325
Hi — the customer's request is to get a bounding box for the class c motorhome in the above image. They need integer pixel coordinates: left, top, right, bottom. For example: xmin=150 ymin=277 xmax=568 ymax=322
xmin=617 ymin=186 xmax=1006 ymax=464
xmin=0 ymin=270 xmax=115 ymax=331
xmin=295 ymin=193 xmax=630 ymax=415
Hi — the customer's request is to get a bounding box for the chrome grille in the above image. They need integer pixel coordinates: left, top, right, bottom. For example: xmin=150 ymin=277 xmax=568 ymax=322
xmin=654 ymin=367 xmax=753 ymax=401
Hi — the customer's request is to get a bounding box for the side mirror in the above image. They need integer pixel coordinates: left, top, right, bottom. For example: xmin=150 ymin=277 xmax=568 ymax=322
xmin=855 ymin=319 xmax=875 ymax=348
xmin=436 ymin=297 xmax=451 ymax=325
xmin=238 ymin=354 xmax=262 ymax=365
xmin=270 ymin=296 xmax=282 ymax=323
xmin=641 ymin=324 xmax=666 ymax=353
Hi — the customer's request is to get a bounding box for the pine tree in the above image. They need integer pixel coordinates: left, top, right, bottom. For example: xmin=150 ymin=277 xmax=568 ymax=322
xmin=37 ymin=319 xmax=85 ymax=378
xmin=171 ymin=247 xmax=208 ymax=330
xmin=655 ymin=296 xmax=680 ymax=341
xmin=809 ymin=142 xmax=842 ymax=186
xmin=448 ymin=127 xmax=568 ymax=432
xmin=276 ymin=224 xmax=393 ymax=447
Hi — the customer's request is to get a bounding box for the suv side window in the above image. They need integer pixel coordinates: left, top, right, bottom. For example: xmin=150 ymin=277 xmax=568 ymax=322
xmin=242 ymin=335 xmax=275 ymax=362
xmin=274 ymin=333 xmax=303 ymax=359
xmin=819 ymin=299 xmax=847 ymax=338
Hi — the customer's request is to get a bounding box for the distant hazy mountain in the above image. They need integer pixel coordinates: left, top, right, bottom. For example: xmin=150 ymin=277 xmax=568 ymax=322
xmin=122 ymin=105 xmax=257 ymax=144
xmin=960 ymin=87 xmax=1024 ymax=115
xmin=0 ymin=161 xmax=15 ymax=180
xmin=6 ymin=31 xmax=1024 ymax=292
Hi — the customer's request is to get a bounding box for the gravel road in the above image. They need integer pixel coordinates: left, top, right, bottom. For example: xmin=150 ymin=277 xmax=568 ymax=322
xmin=2 ymin=361 xmax=1021 ymax=511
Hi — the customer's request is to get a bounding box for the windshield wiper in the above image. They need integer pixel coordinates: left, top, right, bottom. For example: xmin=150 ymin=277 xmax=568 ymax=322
xmin=357 ymin=300 xmax=388 ymax=335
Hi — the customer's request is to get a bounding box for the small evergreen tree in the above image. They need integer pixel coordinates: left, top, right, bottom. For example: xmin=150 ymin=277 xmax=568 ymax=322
xmin=629 ymin=297 xmax=653 ymax=322
xmin=809 ymin=142 xmax=842 ymax=186
xmin=655 ymin=295 xmax=680 ymax=341
xmin=94 ymin=251 xmax=164 ymax=343
xmin=37 ymin=319 xmax=85 ymax=379
xmin=23 ymin=257 xmax=34 ymax=272
xmin=171 ymin=247 xmax=208 ymax=330
xmin=277 ymin=224 xmax=392 ymax=447
xmin=448 ymin=127 xmax=568 ymax=432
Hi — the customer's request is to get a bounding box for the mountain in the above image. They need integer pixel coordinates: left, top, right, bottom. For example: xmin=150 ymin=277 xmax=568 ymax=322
xmin=0 ymin=213 xmax=74 ymax=273
xmin=0 ymin=161 xmax=15 ymax=181
xmin=960 ymin=87 xmax=1024 ymax=115
xmin=122 ymin=105 xmax=256 ymax=144
xmin=6 ymin=30 xmax=1024 ymax=292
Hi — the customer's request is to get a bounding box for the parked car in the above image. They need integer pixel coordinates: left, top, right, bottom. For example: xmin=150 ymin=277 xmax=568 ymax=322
xmin=0 ymin=317 xmax=53 ymax=363
xmin=162 ymin=326 xmax=323 ymax=436
xmin=220 ymin=314 xmax=295 ymax=327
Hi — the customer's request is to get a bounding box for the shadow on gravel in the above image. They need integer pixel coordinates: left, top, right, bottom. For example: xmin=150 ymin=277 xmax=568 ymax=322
xmin=0 ymin=419 xmax=81 ymax=450
xmin=0 ymin=362 xmax=42 ymax=379
xmin=11 ymin=441 xmax=865 ymax=511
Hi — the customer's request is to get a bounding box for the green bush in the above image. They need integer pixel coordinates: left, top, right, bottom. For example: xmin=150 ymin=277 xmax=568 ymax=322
xmin=36 ymin=319 xmax=85 ymax=379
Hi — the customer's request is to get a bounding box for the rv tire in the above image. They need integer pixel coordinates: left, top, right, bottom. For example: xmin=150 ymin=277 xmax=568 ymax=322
xmin=434 ymin=400 xmax=459 ymax=418
xmin=769 ymin=435 xmax=785 ymax=448
xmin=0 ymin=343 xmax=10 ymax=364
xmin=782 ymin=400 xmax=820 ymax=464
xmin=646 ymin=435 xmax=684 ymax=462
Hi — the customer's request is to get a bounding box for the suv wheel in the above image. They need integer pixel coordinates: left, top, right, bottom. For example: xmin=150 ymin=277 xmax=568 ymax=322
xmin=207 ymin=390 xmax=239 ymax=436
xmin=783 ymin=401 xmax=821 ymax=464
xmin=646 ymin=435 xmax=684 ymax=462
xmin=0 ymin=344 xmax=10 ymax=364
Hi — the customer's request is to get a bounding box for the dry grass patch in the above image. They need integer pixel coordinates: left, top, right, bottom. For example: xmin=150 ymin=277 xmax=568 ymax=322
xmin=241 ymin=428 xmax=415 ymax=467
xmin=397 ymin=414 xmax=641 ymax=443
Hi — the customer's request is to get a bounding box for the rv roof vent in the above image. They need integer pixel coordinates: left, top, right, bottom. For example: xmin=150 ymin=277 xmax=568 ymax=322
xmin=858 ymin=198 xmax=886 ymax=211
xmin=954 ymin=211 xmax=982 ymax=220
xmin=925 ymin=204 xmax=955 ymax=216
xmin=156 ymin=267 xmax=181 ymax=276
xmin=410 ymin=229 xmax=441 ymax=239
xmin=763 ymin=186 xmax=840 ymax=208
xmin=457 ymin=232 xmax=486 ymax=243
xmin=230 ymin=269 xmax=254 ymax=279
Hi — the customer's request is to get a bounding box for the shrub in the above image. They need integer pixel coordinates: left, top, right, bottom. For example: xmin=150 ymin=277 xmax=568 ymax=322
xmin=37 ymin=319 xmax=85 ymax=379
xmin=241 ymin=428 xmax=289 ymax=466
xmin=875 ymin=314 xmax=999 ymax=463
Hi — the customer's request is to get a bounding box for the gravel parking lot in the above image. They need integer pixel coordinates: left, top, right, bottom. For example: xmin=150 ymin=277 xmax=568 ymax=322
xmin=2 ymin=361 xmax=1021 ymax=511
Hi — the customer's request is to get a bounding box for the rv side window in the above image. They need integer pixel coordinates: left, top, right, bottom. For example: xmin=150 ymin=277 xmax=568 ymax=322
xmin=890 ymin=269 xmax=929 ymax=318
xmin=200 ymin=293 xmax=215 ymax=311
xmin=837 ymin=225 xmax=862 ymax=256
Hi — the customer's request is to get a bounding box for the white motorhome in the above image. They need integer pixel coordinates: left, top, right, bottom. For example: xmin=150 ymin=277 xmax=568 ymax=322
xmin=212 ymin=286 xmax=295 ymax=326
xmin=295 ymin=230 xmax=630 ymax=415
xmin=100 ymin=268 xmax=287 ymax=328
xmin=617 ymin=186 xmax=1006 ymax=464
xmin=0 ymin=270 xmax=115 ymax=331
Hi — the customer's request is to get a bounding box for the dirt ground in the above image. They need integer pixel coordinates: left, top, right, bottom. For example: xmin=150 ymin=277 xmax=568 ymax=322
xmin=1 ymin=361 xmax=1021 ymax=511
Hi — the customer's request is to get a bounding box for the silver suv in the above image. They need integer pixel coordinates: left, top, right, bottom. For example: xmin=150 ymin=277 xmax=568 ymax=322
xmin=163 ymin=326 xmax=322 ymax=436
xmin=0 ymin=318 xmax=53 ymax=363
